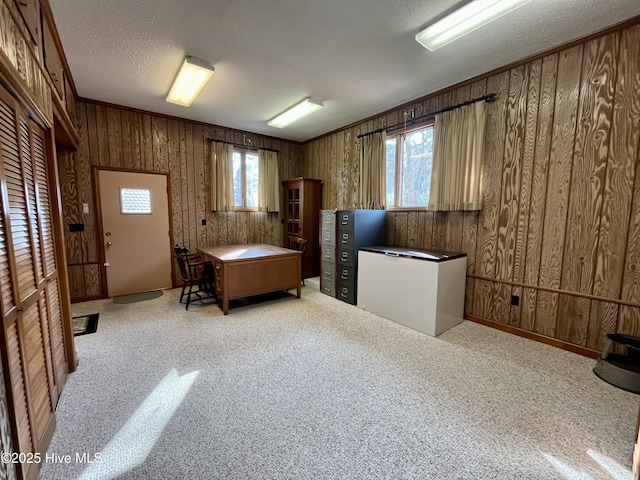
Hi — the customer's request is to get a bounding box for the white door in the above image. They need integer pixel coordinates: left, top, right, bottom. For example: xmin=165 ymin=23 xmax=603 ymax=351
xmin=98 ymin=170 xmax=172 ymax=297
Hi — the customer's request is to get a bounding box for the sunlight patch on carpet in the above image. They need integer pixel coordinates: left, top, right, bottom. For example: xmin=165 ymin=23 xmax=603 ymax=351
xmin=77 ymin=368 xmax=199 ymax=480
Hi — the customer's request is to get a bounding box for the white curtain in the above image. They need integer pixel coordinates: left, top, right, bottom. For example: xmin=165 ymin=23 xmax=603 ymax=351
xmin=210 ymin=141 xmax=234 ymax=211
xmin=258 ymin=149 xmax=280 ymax=212
xmin=358 ymin=131 xmax=387 ymax=209
xmin=429 ymin=102 xmax=486 ymax=211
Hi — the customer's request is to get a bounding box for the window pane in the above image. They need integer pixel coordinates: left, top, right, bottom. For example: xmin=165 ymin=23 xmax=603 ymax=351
xmin=245 ymin=153 xmax=259 ymax=207
xmin=400 ymin=127 xmax=433 ymax=207
xmin=233 ymin=152 xmax=242 ymax=207
xmin=386 ymin=138 xmax=396 ymax=207
xmin=120 ymin=188 xmax=151 ymax=214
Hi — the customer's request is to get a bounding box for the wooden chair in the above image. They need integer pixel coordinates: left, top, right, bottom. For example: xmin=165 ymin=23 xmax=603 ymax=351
xmin=288 ymin=235 xmax=308 ymax=286
xmin=173 ymin=246 xmax=217 ymax=310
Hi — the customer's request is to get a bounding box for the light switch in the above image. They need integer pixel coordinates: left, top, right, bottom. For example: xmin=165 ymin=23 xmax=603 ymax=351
xmin=83 ymin=203 xmax=89 ymax=214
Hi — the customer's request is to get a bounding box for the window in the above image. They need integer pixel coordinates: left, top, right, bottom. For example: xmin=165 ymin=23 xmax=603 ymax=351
xmin=120 ymin=188 xmax=151 ymax=214
xmin=386 ymin=125 xmax=434 ymax=208
xmin=232 ymin=149 xmax=259 ymax=209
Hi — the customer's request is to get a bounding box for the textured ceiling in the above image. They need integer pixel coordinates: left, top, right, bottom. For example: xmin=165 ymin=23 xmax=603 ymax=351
xmin=49 ymin=0 xmax=640 ymax=143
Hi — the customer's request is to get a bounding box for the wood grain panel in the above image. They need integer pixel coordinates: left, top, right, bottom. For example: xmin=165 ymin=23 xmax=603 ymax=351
xmin=193 ymin=125 xmax=207 ymax=248
xmin=386 ymin=211 xmax=396 ymax=246
xmin=168 ymin=120 xmax=182 ymax=247
xmin=521 ymin=54 xmax=558 ymax=332
xmin=473 ymin=71 xmax=510 ymax=320
xmin=462 ymin=211 xmax=478 ymax=314
xmin=74 ymin=102 xmax=89 ymax=263
xmin=619 ymin=306 xmax=640 ymax=337
xmin=106 ymin=107 xmax=122 ymax=168
xmin=141 ymin=114 xmax=153 ymax=170
xmin=510 ymin=60 xmax=541 ymax=327
xmin=446 ymin=212 xmax=463 ymax=252
xmin=396 ymin=211 xmax=408 ymax=247
xmin=81 ymin=264 xmax=101 ymax=297
xmin=494 ymin=64 xmax=528 ymax=325
xmin=589 ymin=27 xmax=640 ymax=348
xmin=336 ymin=130 xmax=345 ymax=210
xmin=407 ymin=211 xmax=418 ymax=248
xmin=67 ymin=265 xmax=84 ymax=299
xmin=536 ymin=45 xmax=583 ymax=337
xmin=57 ymin=145 xmax=80 ymax=264
xmin=557 ymin=34 xmax=617 ymax=345
xmin=422 ymin=211 xmax=434 ymax=249
xmin=120 ymin=110 xmax=132 ymax=168
xmin=128 ymin=111 xmax=143 ymax=171
xmin=94 ymin=104 xmax=109 ymax=166
xmin=433 ymin=212 xmax=447 ymax=251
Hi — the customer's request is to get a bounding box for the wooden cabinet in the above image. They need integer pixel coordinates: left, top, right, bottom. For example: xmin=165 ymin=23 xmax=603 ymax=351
xmin=0 ymin=84 xmax=71 ymax=480
xmin=281 ymin=178 xmax=322 ymax=279
xmin=43 ymin=18 xmax=65 ymax=101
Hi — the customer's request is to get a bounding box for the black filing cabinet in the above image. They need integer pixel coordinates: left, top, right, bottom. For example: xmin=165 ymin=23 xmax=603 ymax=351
xmin=334 ymin=209 xmax=386 ymax=305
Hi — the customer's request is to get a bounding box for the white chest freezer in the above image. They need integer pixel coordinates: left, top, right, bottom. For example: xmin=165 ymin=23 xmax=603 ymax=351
xmin=357 ymin=246 xmax=467 ymax=337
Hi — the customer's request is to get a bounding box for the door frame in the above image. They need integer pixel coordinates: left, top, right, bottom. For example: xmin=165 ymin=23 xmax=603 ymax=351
xmin=93 ymin=166 xmax=176 ymax=297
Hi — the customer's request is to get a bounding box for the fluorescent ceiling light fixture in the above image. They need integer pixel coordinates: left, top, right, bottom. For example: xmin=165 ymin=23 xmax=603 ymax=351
xmin=268 ymin=98 xmax=324 ymax=128
xmin=166 ymin=56 xmax=214 ymax=107
xmin=415 ymin=0 xmax=531 ymax=51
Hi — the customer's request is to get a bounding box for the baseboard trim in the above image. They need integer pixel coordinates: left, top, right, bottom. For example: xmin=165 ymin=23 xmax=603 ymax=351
xmin=464 ymin=314 xmax=600 ymax=359
xmin=70 ymin=294 xmax=104 ymax=304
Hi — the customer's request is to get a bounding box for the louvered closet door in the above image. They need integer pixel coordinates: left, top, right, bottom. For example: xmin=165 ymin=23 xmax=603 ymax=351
xmin=0 ymin=86 xmax=67 ymax=479
xmin=33 ymin=125 xmax=67 ymax=396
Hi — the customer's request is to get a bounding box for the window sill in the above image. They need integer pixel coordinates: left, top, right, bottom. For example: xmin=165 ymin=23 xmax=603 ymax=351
xmin=386 ymin=206 xmax=429 ymax=212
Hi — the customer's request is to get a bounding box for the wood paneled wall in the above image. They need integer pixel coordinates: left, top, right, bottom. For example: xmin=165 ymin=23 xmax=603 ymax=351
xmin=59 ymin=101 xmax=303 ymax=300
xmin=301 ymin=22 xmax=640 ymax=353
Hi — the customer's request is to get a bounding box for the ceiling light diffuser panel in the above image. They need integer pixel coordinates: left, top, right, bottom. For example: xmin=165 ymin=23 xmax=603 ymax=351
xmin=416 ymin=0 xmax=532 ymax=51
xmin=268 ymin=98 xmax=324 ymax=128
xmin=166 ymin=56 xmax=215 ymax=107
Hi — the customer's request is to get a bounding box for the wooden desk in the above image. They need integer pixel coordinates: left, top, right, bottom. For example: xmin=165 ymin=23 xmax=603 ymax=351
xmin=198 ymin=244 xmax=301 ymax=315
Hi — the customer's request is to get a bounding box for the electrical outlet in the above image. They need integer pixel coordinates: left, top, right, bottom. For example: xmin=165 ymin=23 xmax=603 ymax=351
xmin=201 ymin=219 xmax=206 ymax=226
xmin=511 ymin=295 xmax=520 ymax=306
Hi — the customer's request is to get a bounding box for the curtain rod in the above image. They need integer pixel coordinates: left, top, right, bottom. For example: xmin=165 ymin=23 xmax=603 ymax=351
xmin=206 ymin=138 xmax=280 ymax=153
xmin=356 ymin=93 xmax=497 ymax=139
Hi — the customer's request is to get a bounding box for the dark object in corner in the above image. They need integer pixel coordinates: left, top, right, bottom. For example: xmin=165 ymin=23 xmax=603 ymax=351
xmin=593 ymin=333 xmax=640 ymax=394
xmin=69 ymin=223 xmax=85 ymax=232
xmin=72 ymin=313 xmax=99 ymax=336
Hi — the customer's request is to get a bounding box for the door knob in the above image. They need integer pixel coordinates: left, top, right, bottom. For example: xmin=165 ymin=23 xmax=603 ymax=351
xmin=106 ymin=241 xmax=112 ymax=247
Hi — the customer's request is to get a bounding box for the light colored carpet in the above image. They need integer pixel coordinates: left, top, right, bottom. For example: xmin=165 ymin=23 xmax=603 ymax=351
xmin=39 ymin=278 xmax=637 ymax=480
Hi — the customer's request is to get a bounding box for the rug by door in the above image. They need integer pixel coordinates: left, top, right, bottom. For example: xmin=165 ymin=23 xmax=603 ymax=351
xmin=72 ymin=313 xmax=99 ymax=336
xmin=113 ymin=290 xmax=163 ymax=304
